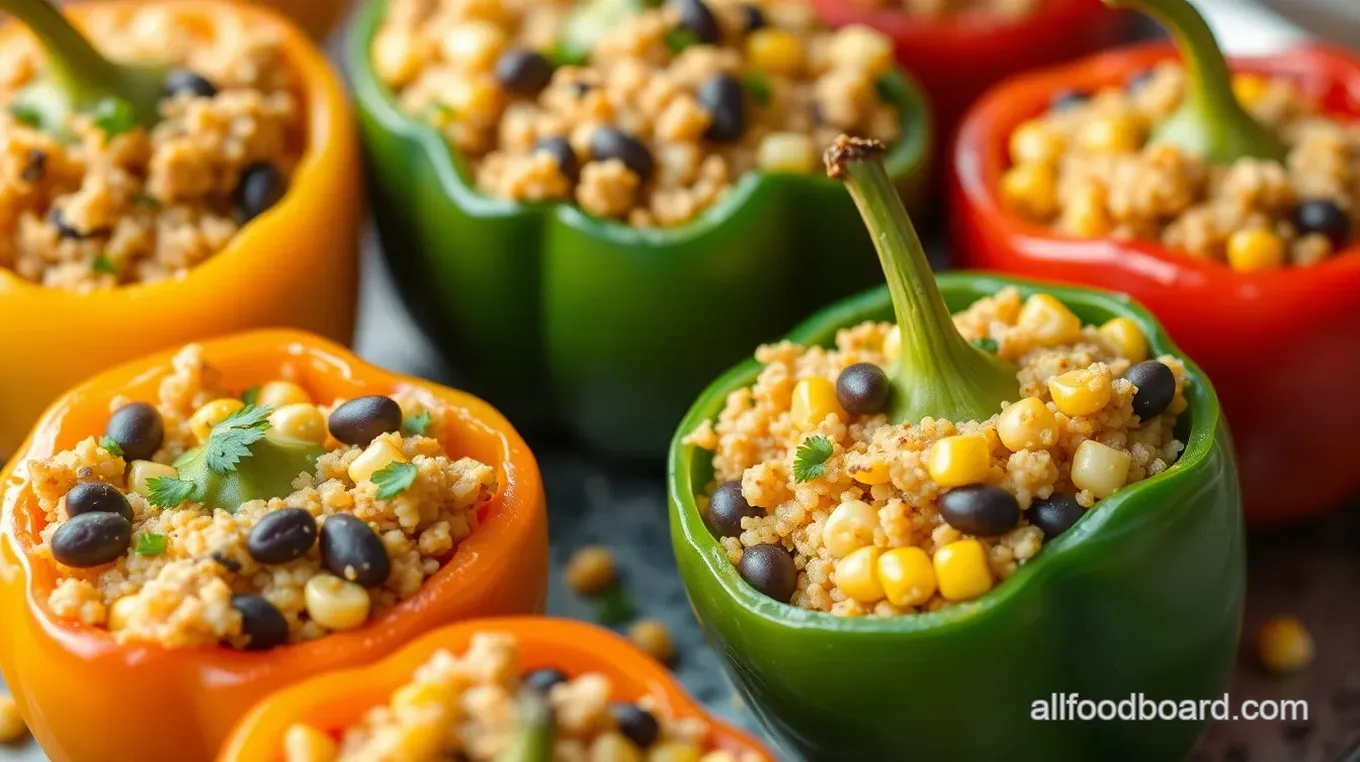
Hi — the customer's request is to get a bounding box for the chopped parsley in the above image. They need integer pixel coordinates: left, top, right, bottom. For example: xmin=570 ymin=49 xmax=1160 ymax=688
xmin=132 ymin=194 xmax=161 ymax=211
xmin=146 ymin=476 xmax=198 ymax=509
xmin=92 ymin=97 xmax=137 ymax=138
xmin=970 ymin=337 xmax=1000 ymax=354
xmin=664 ymin=27 xmax=698 ymax=53
xmin=202 ymin=404 xmax=272 ymax=474
xmin=9 ymin=102 xmax=42 ymax=128
xmin=98 ymin=436 xmax=124 ymax=457
xmin=134 ymin=533 xmax=168 ymax=556
xmin=792 ymin=435 xmax=834 ymax=483
xmin=594 ymin=586 xmax=635 ymax=627
xmin=372 ymin=461 xmax=418 ymax=500
xmin=91 ymin=253 xmax=118 ymax=275
xmin=239 ymin=384 xmax=261 ymax=406
xmin=402 ymin=410 xmax=431 ymax=437
xmin=742 ymin=71 xmax=771 ymax=105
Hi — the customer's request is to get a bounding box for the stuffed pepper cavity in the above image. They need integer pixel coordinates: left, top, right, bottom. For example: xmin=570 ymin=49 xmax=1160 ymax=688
xmin=220 ymin=619 xmax=773 ymax=762
xmin=671 ymin=137 xmax=1243 ymax=760
xmin=349 ymin=0 xmax=931 ymax=457
xmin=0 ymin=330 xmax=547 ymax=762
xmin=0 ymin=0 xmax=361 ymax=458
xmin=951 ymin=0 xmax=1360 ymax=524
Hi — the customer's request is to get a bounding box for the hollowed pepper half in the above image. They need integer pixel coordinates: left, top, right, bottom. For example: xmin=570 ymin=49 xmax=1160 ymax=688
xmin=0 ymin=330 xmax=548 ymax=762
xmin=218 ymin=617 xmax=773 ymax=762
xmin=950 ymin=0 xmax=1360 ymax=525
xmin=346 ymin=0 xmax=932 ymax=459
xmin=0 ymin=0 xmax=362 ymax=459
xmin=670 ymin=141 xmax=1244 ymax=760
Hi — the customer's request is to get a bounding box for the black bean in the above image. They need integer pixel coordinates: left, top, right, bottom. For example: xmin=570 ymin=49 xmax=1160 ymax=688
xmin=247 ymin=508 xmax=318 ymax=565
xmin=534 ymin=137 xmax=580 ymax=183
xmin=49 ymin=208 xmax=109 ymax=240
xmin=105 ymin=402 xmax=164 ymax=461
xmin=1125 ymin=361 xmax=1176 ymax=419
xmin=697 ymin=73 xmax=747 ymax=142
xmin=327 ymin=395 xmax=403 ymax=446
xmin=234 ymin=162 xmax=286 ymax=223
xmin=1029 ymin=493 xmax=1085 ymax=539
xmin=64 ymin=482 xmax=133 ymax=522
xmin=1292 ymin=199 xmax=1351 ymax=250
xmin=589 ymin=127 xmax=654 ymax=182
xmin=671 ymin=0 xmax=720 ymax=45
xmin=21 ymin=149 xmax=46 ymax=183
xmin=707 ymin=480 xmax=761 ymax=538
xmin=51 ymin=512 xmax=131 ymax=568
xmin=163 ymin=68 xmax=218 ymax=99
xmin=212 ymin=551 xmax=242 ymax=573
xmin=737 ymin=544 xmax=796 ymax=603
xmin=495 ymin=49 xmax=555 ymax=96
xmin=320 ymin=514 xmax=391 ymax=586
xmin=524 ymin=668 xmax=569 ymax=694
xmin=232 ymin=594 xmax=289 ymax=651
xmin=836 ymin=363 xmax=890 ymax=415
xmin=938 ymin=485 xmax=1020 ymax=537
xmin=1050 ymin=89 xmax=1090 ymax=112
xmin=741 ymin=3 xmax=766 ymax=32
xmin=610 ymin=703 xmax=660 ymax=748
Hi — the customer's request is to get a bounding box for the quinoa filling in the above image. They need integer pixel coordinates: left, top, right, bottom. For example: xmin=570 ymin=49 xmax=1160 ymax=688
xmin=0 ymin=7 xmax=301 ymax=290
xmin=685 ymin=287 xmax=1188 ymax=616
xmin=32 ymin=345 xmax=496 ymax=650
xmin=372 ymin=0 xmax=901 ymax=227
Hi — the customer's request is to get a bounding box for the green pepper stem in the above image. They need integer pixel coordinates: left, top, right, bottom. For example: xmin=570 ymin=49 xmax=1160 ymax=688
xmin=825 ymin=136 xmax=1017 ymax=424
xmin=496 ymin=691 xmax=554 ymax=762
xmin=1 ymin=0 xmax=126 ymax=107
xmin=1102 ymin=0 xmax=1284 ymax=164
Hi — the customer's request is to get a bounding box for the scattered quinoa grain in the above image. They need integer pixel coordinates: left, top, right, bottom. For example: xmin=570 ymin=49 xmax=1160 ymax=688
xmin=1258 ymin=616 xmax=1315 ymax=675
xmin=628 ymin=618 xmax=676 ymax=665
xmin=566 ymin=545 xmax=617 ymax=596
xmin=0 ymin=695 xmax=25 ymax=744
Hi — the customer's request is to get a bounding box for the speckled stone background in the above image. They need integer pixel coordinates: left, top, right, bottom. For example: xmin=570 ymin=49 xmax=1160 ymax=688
xmin=2 ymin=1 xmax=1358 ymax=760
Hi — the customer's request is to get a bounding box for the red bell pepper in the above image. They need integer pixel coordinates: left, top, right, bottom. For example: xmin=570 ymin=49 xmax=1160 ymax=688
xmin=950 ymin=13 xmax=1360 ymax=526
xmin=809 ymin=0 xmax=1120 ymax=140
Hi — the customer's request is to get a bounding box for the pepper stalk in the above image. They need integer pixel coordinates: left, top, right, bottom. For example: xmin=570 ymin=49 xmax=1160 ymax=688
xmin=825 ymin=136 xmax=1018 ymax=424
xmin=1102 ymin=0 xmax=1285 ymax=164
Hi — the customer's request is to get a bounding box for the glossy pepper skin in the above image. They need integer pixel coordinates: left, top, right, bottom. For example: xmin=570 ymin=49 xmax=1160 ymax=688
xmin=218 ymin=617 xmax=773 ymax=762
xmin=950 ymin=43 xmax=1360 ymax=526
xmin=347 ymin=0 xmax=933 ymax=459
xmin=0 ymin=0 xmax=361 ymax=460
xmin=809 ymin=0 xmax=1119 ymax=140
xmin=670 ymin=274 xmax=1244 ymax=761
xmin=0 ymin=330 xmax=549 ymax=762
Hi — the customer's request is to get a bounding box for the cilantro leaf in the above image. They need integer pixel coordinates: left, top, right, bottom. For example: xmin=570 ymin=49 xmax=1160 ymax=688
xmin=134 ymin=533 xmax=167 ymax=556
xmin=402 ymin=410 xmax=431 ymax=437
xmin=792 ymin=435 xmax=834 ymax=483
xmin=372 ymin=461 xmax=418 ymax=500
xmin=9 ymin=102 xmax=42 ymax=128
xmin=665 ymin=27 xmax=698 ymax=53
xmin=970 ymin=337 xmax=999 ymax=354
xmin=91 ymin=253 xmax=118 ymax=275
xmin=742 ymin=71 xmax=771 ymax=105
xmin=98 ymin=436 xmax=124 ymax=457
xmin=147 ymin=475 xmax=198 ymax=508
xmin=92 ymin=97 xmax=137 ymax=138
xmin=202 ymin=404 xmax=272 ymax=474
xmin=239 ymin=384 xmax=261 ymax=406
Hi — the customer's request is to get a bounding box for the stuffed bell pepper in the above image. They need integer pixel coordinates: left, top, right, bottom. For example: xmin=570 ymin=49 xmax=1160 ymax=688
xmin=951 ymin=0 xmax=1360 ymax=524
xmin=0 ymin=330 xmax=548 ymax=762
xmin=0 ymin=0 xmax=361 ymax=458
xmin=670 ymin=137 xmax=1244 ymax=760
xmin=348 ymin=0 xmax=932 ymax=458
xmin=219 ymin=617 xmax=772 ymax=762
xmin=809 ymin=0 xmax=1120 ymax=139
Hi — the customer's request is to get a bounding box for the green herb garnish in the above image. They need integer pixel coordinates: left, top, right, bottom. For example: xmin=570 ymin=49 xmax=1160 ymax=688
xmin=134 ymin=533 xmax=167 ymax=556
xmin=92 ymin=97 xmax=137 ymax=138
xmin=665 ymin=27 xmax=698 ymax=53
xmin=9 ymin=102 xmax=43 ymax=128
xmin=970 ymin=337 xmax=999 ymax=354
xmin=594 ymin=586 xmax=635 ymax=627
xmin=743 ymin=71 xmax=771 ymax=105
xmin=202 ymin=404 xmax=272 ymax=474
xmin=146 ymin=476 xmax=198 ymax=509
xmin=793 ymin=435 xmax=834 ymax=483
xmin=424 ymin=102 xmax=455 ymax=127
xmin=132 ymin=193 xmax=161 ymax=210
xmin=402 ymin=410 xmax=431 ymax=437
xmin=90 ymin=253 xmax=117 ymax=275
xmin=372 ymin=460 xmax=418 ymax=500
xmin=98 ymin=436 xmax=123 ymax=457
xmin=239 ymin=384 xmax=261 ymax=406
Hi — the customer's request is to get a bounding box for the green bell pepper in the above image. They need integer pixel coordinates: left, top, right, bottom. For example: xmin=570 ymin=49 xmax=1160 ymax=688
xmin=346 ymin=0 xmax=932 ymax=458
xmin=668 ymin=140 xmax=1244 ymax=761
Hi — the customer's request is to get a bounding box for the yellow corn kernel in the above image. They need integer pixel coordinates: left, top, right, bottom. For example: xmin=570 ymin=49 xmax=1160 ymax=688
xmin=391 ymin=681 xmax=451 ymax=715
xmin=1231 ymin=73 xmax=1270 ymax=108
xmin=1000 ymin=162 xmax=1059 ymax=221
xmin=0 ymin=695 xmax=26 ymax=744
xmin=647 ymin=744 xmax=704 ymax=762
xmin=756 ymin=132 xmax=818 ymax=174
xmin=828 ymin=25 xmax=894 ymax=76
xmin=997 ymin=397 xmax=1059 ymax=452
xmin=1077 ymin=114 xmax=1145 ymax=154
xmin=791 ymin=377 xmax=846 ymax=429
xmin=591 ymin=732 xmax=643 ymax=762
xmin=305 ymin=574 xmax=371 ymax=631
xmin=190 ymin=398 xmax=245 ymax=443
xmin=836 ymin=546 xmax=885 ymax=604
xmin=933 ymin=539 xmax=994 ymax=602
xmin=1009 ymin=120 xmax=1066 ymax=165
xmin=258 ymin=380 xmax=311 ymax=410
xmin=926 ymin=435 xmax=992 ymax=488
xmin=850 ymin=460 xmax=891 ymax=485
xmin=747 ymin=29 xmax=804 ymax=76
xmin=1257 ymin=616 xmax=1314 ymax=674
xmin=1048 ymin=369 xmax=1113 ymax=417
xmin=877 ymin=546 xmax=936 ymax=608
xmin=882 ymin=325 xmax=901 ymax=361
xmin=438 ymin=20 xmax=507 ymax=71
xmin=1226 ymin=228 xmax=1286 ymax=272
xmin=1098 ymin=317 xmax=1148 ymax=363
xmin=283 ymin=723 xmax=338 ymax=762
xmin=127 ymin=460 xmax=177 ymax=499
xmin=348 ymin=440 xmax=408 ymax=485
xmin=1061 ymin=189 xmax=1113 ymax=238
xmin=1017 ymin=294 xmax=1082 ymax=347
xmin=445 ymin=77 xmax=504 ymax=121
xmin=269 ymin=404 xmax=327 ymax=444
xmin=107 ymin=596 xmax=138 ymax=632
xmin=1071 ymin=440 xmax=1131 ymax=498
xmin=822 ymin=499 xmax=879 ymax=558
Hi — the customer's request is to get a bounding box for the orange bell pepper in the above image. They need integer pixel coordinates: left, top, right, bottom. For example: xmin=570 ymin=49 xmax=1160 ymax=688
xmin=0 ymin=330 xmax=549 ymax=762
xmin=219 ymin=617 xmax=773 ymax=762
xmin=0 ymin=0 xmax=362 ymax=459
xmin=60 ymin=0 xmax=351 ymax=39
